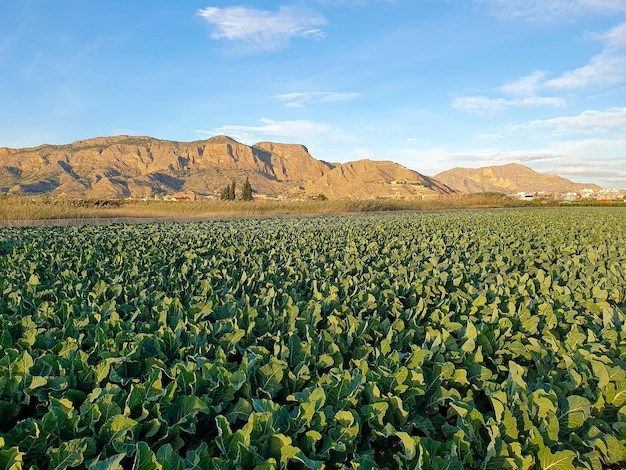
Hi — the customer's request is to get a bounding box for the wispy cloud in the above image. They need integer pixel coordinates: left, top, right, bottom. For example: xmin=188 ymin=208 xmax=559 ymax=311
xmin=510 ymin=107 xmax=626 ymax=135
xmin=456 ymin=21 xmax=626 ymax=113
xmin=546 ymin=52 xmax=626 ymax=90
xmin=593 ymin=20 xmax=626 ymax=48
xmin=195 ymin=118 xmax=350 ymax=143
xmin=500 ymin=71 xmax=546 ymax=96
xmin=197 ymin=5 xmax=326 ymax=52
xmin=395 ymin=134 xmax=626 ymax=187
xmin=542 ymin=21 xmax=626 ymax=89
xmin=452 ymin=95 xmax=566 ymax=114
xmin=500 ymin=50 xmax=626 ymax=93
xmin=312 ymin=0 xmax=395 ymax=5
xmin=479 ymin=0 xmax=626 ymax=21
xmin=276 ymin=91 xmax=361 ymax=107
xmin=524 ymin=146 xmax=626 ymax=186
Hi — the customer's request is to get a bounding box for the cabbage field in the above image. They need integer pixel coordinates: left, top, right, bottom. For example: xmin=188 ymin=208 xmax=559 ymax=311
xmin=0 ymin=208 xmax=625 ymax=469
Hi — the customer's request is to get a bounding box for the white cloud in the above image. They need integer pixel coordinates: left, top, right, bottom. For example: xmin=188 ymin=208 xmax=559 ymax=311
xmin=460 ymin=21 xmax=626 ymax=114
xmin=196 ymin=118 xmax=350 ymax=144
xmin=498 ymin=22 xmax=626 ymax=92
xmin=394 ymin=135 xmax=626 ymax=187
xmin=480 ymin=0 xmax=626 ymax=21
xmin=312 ymin=0 xmax=395 ymax=5
xmin=594 ymin=21 xmax=626 ymax=49
xmin=276 ymin=91 xmax=361 ymax=107
xmin=452 ymin=97 xmax=508 ymax=114
xmin=524 ymin=149 xmax=626 ymax=186
xmin=452 ymin=95 xmax=565 ymax=114
xmin=500 ymin=71 xmax=546 ymax=96
xmin=197 ymin=5 xmax=326 ymax=52
xmin=511 ymin=107 xmax=626 ymax=135
xmin=545 ymin=52 xmax=626 ymax=89
xmin=499 ymin=53 xmax=626 ymax=94
xmin=506 ymin=153 xmax=626 ymax=187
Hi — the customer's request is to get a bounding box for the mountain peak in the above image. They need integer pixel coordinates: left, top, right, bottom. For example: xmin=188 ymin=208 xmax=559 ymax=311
xmin=434 ymin=163 xmax=601 ymax=194
xmin=203 ymin=135 xmax=242 ymax=145
xmin=304 ymin=159 xmax=456 ymax=198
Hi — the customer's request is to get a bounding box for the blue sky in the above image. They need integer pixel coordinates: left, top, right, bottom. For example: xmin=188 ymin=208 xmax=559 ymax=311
xmin=1 ymin=1 xmax=626 ymax=187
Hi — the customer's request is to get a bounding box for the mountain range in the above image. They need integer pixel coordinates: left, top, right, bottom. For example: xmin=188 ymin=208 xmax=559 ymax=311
xmin=0 ymin=135 xmax=600 ymax=199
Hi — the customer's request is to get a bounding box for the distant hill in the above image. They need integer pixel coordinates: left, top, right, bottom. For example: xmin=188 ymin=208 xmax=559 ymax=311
xmin=304 ymin=159 xmax=456 ymax=199
xmin=434 ymin=163 xmax=601 ymax=194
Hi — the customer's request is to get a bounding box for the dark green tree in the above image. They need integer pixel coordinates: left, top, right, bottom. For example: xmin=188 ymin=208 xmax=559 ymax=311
xmin=220 ymin=179 xmax=236 ymax=200
xmin=219 ymin=186 xmax=228 ymax=200
xmin=241 ymin=176 xmax=253 ymax=201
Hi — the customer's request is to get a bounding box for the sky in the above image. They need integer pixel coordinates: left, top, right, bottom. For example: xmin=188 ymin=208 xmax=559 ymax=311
xmin=1 ymin=1 xmax=626 ymax=188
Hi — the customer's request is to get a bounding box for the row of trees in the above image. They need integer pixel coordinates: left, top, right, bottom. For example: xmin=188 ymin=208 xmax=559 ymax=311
xmin=220 ymin=177 xmax=253 ymax=201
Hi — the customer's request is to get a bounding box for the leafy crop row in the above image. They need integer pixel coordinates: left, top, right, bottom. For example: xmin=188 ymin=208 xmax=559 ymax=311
xmin=0 ymin=208 xmax=625 ymax=469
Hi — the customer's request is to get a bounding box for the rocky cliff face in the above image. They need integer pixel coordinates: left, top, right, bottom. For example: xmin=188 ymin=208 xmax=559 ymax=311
xmin=0 ymin=135 xmax=340 ymax=198
xmin=434 ymin=163 xmax=601 ymax=194
xmin=252 ymin=142 xmax=335 ymax=186
xmin=304 ymin=159 xmax=456 ymax=199
xmin=3 ymin=136 xmax=597 ymax=199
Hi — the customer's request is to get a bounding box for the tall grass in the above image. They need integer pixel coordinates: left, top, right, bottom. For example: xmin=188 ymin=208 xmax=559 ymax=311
xmin=0 ymin=193 xmax=547 ymax=222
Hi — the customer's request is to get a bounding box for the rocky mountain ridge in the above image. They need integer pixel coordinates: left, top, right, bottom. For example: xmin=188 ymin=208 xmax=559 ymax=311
xmin=434 ymin=163 xmax=601 ymax=194
xmin=304 ymin=159 xmax=455 ymax=199
xmin=0 ymin=136 xmax=601 ymax=199
xmin=0 ymin=135 xmax=337 ymax=198
xmin=0 ymin=135 xmax=453 ymax=199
